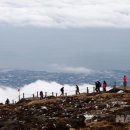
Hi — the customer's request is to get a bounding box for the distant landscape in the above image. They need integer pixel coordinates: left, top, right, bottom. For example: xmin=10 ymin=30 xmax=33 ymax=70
xmin=0 ymin=69 xmax=129 ymax=88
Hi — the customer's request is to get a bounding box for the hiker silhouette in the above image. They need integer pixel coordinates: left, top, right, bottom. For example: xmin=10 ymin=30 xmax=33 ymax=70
xmin=40 ymin=91 xmax=43 ymax=99
xmin=5 ymin=98 xmax=10 ymax=105
xmin=76 ymin=85 xmax=80 ymax=95
xmin=60 ymin=87 xmax=64 ymax=96
xmin=95 ymin=81 xmax=101 ymax=93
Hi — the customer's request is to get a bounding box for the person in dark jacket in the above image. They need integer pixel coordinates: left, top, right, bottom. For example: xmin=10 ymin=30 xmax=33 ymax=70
xmin=40 ymin=91 xmax=43 ymax=99
xmin=5 ymin=98 xmax=10 ymax=105
xmin=76 ymin=85 xmax=80 ymax=95
xmin=95 ymin=81 xmax=101 ymax=93
xmin=60 ymin=87 xmax=64 ymax=96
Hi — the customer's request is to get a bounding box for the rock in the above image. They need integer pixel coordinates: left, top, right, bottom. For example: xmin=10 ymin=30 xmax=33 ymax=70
xmin=0 ymin=93 xmax=129 ymax=129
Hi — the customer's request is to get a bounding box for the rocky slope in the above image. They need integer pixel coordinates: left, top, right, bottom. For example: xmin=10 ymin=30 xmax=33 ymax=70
xmin=0 ymin=89 xmax=130 ymax=130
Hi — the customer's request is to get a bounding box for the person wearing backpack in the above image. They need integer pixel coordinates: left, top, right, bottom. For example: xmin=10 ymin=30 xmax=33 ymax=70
xmin=95 ymin=81 xmax=101 ymax=93
xmin=97 ymin=81 xmax=101 ymax=92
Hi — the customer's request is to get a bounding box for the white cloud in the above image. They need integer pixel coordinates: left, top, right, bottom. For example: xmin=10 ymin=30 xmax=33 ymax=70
xmin=0 ymin=0 xmax=130 ymax=28
xmin=50 ymin=64 xmax=94 ymax=74
xmin=62 ymin=66 xmax=94 ymax=74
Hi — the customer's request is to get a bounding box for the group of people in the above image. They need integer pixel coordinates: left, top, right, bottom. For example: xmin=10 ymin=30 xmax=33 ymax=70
xmin=95 ymin=81 xmax=107 ymax=93
xmin=41 ymin=74 xmax=128 ymax=98
xmin=39 ymin=85 xmax=80 ymax=99
xmin=60 ymin=85 xmax=80 ymax=96
xmin=60 ymin=75 xmax=128 ymax=95
xmin=5 ymin=75 xmax=128 ymax=104
xmin=94 ymin=75 xmax=128 ymax=93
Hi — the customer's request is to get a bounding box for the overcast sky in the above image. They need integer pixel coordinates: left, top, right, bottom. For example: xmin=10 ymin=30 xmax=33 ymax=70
xmin=0 ymin=0 xmax=130 ymax=72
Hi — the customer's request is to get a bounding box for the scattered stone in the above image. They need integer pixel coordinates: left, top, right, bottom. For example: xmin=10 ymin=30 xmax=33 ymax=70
xmin=0 ymin=93 xmax=130 ymax=130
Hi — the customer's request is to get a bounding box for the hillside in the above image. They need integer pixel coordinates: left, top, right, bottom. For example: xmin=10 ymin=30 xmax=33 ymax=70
xmin=0 ymin=89 xmax=130 ymax=130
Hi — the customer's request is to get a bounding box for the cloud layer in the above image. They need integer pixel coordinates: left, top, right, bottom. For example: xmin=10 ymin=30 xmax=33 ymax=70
xmin=50 ymin=64 xmax=95 ymax=74
xmin=0 ymin=0 xmax=130 ymax=27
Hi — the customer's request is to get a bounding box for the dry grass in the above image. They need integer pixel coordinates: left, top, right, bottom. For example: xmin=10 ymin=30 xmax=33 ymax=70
xmin=84 ymin=121 xmax=129 ymax=130
xmin=27 ymin=98 xmax=59 ymax=106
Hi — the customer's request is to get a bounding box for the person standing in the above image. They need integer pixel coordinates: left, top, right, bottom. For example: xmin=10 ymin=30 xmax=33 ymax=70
xmin=5 ymin=98 xmax=10 ymax=105
xmin=60 ymin=87 xmax=64 ymax=96
xmin=123 ymin=75 xmax=127 ymax=89
xmin=102 ymin=81 xmax=107 ymax=92
xmin=76 ymin=85 xmax=80 ymax=95
xmin=40 ymin=91 xmax=43 ymax=99
xmin=95 ymin=81 xmax=101 ymax=93
xmin=97 ymin=81 xmax=101 ymax=92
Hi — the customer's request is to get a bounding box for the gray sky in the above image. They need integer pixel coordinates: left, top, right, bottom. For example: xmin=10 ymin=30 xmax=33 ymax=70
xmin=0 ymin=25 xmax=130 ymax=72
xmin=0 ymin=0 xmax=130 ymax=72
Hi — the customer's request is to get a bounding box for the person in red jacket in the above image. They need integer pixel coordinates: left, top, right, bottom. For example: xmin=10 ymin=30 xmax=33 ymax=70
xmin=123 ymin=75 xmax=127 ymax=89
xmin=102 ymin=81 xmax=107 ymax=92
